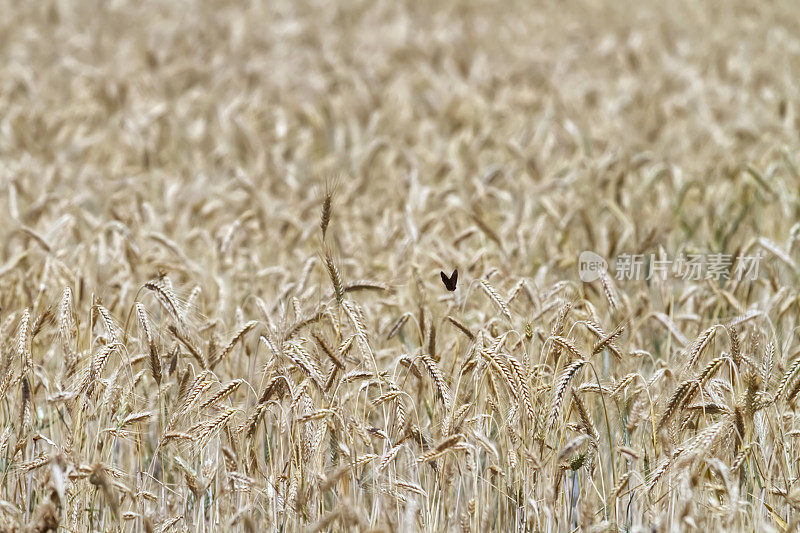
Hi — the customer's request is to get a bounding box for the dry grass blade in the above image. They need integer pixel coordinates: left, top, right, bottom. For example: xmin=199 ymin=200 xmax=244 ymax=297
xmin=344 ymin=280 xmax=391 ymax=293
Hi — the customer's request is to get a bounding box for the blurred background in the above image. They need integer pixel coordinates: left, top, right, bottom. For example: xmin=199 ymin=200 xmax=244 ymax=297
xmin=2 ymin=1 xmax=799 ymax=306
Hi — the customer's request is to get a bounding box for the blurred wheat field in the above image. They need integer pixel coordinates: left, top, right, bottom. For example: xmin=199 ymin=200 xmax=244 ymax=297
xmin=2 ymin=0 xmax=800 ymax=531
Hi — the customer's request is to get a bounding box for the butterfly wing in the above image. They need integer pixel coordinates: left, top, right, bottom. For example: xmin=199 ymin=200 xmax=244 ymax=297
xmin=441 ymin=269 xmax=458 ymax=291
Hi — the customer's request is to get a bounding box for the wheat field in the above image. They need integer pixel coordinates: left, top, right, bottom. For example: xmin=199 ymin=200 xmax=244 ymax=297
xmin=2 ymin=0 xmax=800 ymax=531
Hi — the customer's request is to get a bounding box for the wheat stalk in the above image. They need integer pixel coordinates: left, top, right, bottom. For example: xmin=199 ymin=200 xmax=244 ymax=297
xmin=550 ymin=360 xmax=587 ymax=429
xmin=479 ymin=280 xmax=512 ymax=321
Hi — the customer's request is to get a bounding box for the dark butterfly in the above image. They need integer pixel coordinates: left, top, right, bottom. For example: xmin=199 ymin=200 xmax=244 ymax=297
xmin=440 ymin=269 xmax=458 ymax=291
